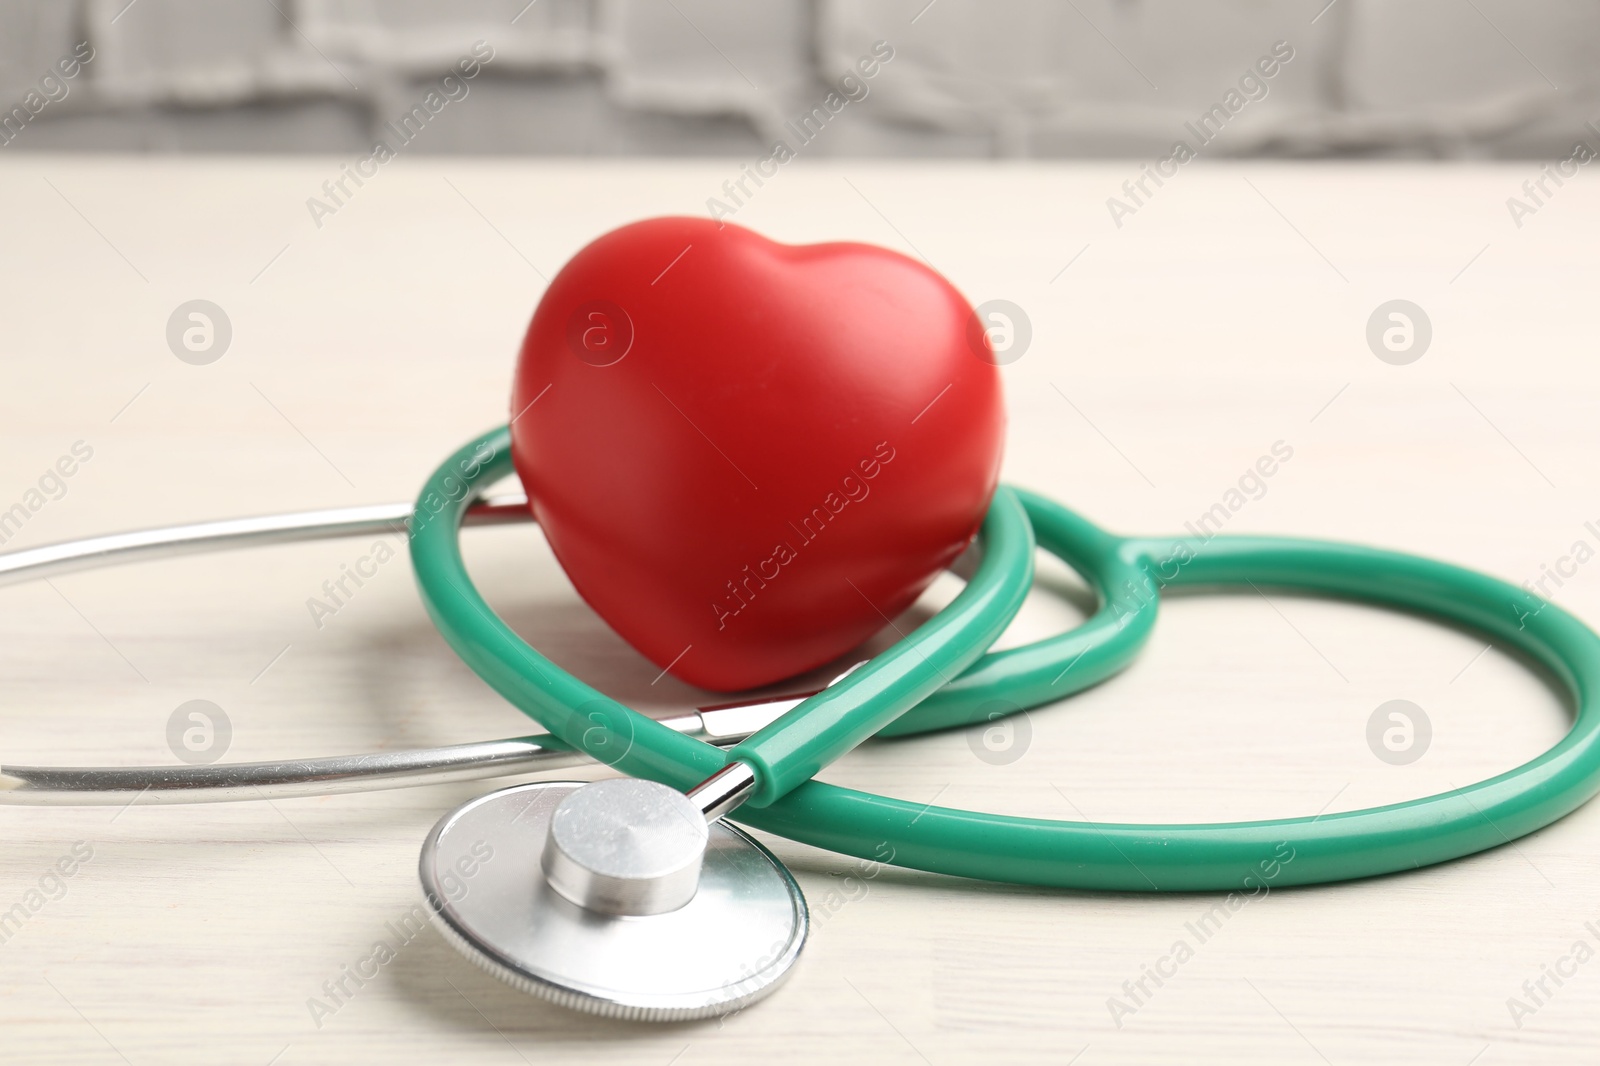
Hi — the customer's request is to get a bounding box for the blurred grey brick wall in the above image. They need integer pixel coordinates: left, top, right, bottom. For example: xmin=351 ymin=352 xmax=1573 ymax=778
xmin=1 ymin=0 xmax=1596 ymax=156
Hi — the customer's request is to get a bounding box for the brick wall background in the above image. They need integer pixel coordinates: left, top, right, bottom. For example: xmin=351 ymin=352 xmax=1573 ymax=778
xmin=2 ymin=0 xmax=1596 ymax=157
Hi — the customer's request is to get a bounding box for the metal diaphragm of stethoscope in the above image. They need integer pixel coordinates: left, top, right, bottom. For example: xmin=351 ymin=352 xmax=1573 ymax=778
xmin=10 ymin=423 xmax=1600 ymax=1021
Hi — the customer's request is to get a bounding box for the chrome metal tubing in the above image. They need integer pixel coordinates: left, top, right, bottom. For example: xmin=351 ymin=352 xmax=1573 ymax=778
xmin=0 ymin=494 xmax=830 ymax=806
xmin=0 ymin=493 xmax=534 ymax=588
xmin=686 ymin=761 xmax=760 ymax=821
xmin=0 ymin=714 xmax=738 ymax=806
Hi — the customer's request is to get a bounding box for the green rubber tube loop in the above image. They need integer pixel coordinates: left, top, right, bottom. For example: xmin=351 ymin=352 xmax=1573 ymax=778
xmin=410 ymin=427 xmax=1038 ymax=808
xmin=413 ymin=427 xmax=1600 ymax=891
xmin=730 ymin=485 xmax=1035 ymax=805
xmin=876 ymin=486 xmax=1155 ymax=738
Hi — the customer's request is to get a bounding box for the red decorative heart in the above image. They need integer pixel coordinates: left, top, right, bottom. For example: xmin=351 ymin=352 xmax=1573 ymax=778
xmin=509 ymin=217 xmax=1004 ymax=692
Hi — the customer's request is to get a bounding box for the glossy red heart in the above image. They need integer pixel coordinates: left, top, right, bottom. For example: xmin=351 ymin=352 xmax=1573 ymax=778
xmin=509 ymin=217 xmax=1004 ymax=692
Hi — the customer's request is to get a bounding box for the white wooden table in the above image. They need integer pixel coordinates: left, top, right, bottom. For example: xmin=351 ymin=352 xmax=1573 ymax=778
xmin=1 ymin=156 xmax=1596 ymax=1064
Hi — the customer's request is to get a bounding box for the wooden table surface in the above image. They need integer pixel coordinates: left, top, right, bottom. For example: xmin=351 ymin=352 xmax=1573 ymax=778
xmin=1 ymin=156 xmax=1597 ymax=1064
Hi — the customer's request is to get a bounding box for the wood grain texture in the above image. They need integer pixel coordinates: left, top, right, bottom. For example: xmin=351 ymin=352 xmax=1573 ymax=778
xmin=0 ymin=158 xmax=1596 ymax=1064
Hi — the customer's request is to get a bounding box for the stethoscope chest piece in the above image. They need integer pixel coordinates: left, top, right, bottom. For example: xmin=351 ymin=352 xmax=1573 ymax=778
xmin=420 ymin=781 xmax=809 ymax=1022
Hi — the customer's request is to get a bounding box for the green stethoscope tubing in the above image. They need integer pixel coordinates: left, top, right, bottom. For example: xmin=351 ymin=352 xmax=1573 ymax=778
xmin=413 ymin=427 xmax=1600 ymax=892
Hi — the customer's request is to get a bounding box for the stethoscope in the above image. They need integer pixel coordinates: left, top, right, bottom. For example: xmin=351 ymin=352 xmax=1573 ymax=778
xmin=8 ymin=422 xmax=1600 ymax=1022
